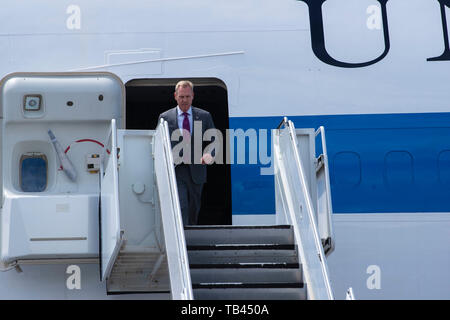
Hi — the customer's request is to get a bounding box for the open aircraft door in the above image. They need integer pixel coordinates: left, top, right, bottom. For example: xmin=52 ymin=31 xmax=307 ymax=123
xmin=99 ymin=119 xmax=123 ymax=281
xmin=0 ymin=72 xmax=124 ymax=273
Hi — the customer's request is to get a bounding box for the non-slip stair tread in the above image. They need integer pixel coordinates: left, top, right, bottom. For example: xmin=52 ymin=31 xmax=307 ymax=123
xmin=184 ymin=225 xmax=295 ymax=246
xmin=190 ymin=262 xmax=300 ymax=269
xmin=184 ymin=225 xmax=292 ymax=230
xmin=186 ymin=224 xmax=307 ymax=299
xmin=192 ymin=282 xmax=304 ymax=289
xmin=188 ymin=248 xmax=299 ymax=264
xmin=187 ymin=244 xmax=295 ymax=250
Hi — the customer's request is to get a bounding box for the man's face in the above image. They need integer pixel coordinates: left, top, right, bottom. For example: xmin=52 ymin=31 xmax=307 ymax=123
xmin=174 ymin=86 xmax=194 ymax=112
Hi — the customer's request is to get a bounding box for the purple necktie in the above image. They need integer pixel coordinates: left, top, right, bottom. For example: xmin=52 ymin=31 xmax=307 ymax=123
xmin=182 ymin=112 xmax=190 ymax=136
xmin=182 ymin=112 xmax=191 ymax=163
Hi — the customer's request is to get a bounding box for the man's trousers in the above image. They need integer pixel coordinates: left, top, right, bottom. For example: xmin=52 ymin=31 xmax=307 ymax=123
xmin=175 ymin=164 xmax=204 ymax=225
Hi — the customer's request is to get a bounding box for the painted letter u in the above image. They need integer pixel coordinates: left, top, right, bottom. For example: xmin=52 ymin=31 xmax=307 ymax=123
xmin=299 ymin=0 xmax=391 ymax=68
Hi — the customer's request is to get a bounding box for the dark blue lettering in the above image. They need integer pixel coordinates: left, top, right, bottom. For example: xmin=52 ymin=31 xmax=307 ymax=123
xmin=299 ymin=0 xmax=390 ymax=68
xmin=427 ymin=0 xmax=450 ymax=61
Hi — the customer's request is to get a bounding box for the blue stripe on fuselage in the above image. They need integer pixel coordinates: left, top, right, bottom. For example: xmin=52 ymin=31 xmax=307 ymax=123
xmin=229 ymin=112 xmax=450 ymax=215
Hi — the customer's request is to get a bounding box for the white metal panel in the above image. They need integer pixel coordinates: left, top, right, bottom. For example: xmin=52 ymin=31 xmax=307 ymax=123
xmin=153 ymin=119 xmax=193 ymax=300
xmin=0 ymin=72 xmax=124 ymax=266
xmin=0 ymin=73 xmax=123 ymax=124
xmin=295 ymin=129 xmax=317 ymax=214
xmin=1 ymin=194 xmax=99 ymax=263
xmin=100 ymin=119 xmax=122 ymax=281
xmin=116 ymin=130 xmax=159 ymax=248
xmin=329 ymin=212 xmax=450 ymax=300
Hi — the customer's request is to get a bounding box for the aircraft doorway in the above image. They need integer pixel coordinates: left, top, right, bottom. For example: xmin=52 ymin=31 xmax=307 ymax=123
xmin=125 ymin=78 xmax=232 ymax=225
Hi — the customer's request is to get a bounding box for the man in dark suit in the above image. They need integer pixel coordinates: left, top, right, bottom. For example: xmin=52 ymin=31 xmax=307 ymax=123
xmin=158 ymin=80 xmax=215 ymax=225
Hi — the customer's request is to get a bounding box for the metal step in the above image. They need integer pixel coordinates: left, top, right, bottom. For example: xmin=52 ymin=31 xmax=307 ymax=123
xmin=187 ymin=245 xmax=298 ymax=264
xmin=106 ymin=247 xmax=170 ymax=294
xmin=185 ymin=224 xmax=305 ymax=300
xmin=190 ymin=262 xmax=302 ymax=283
xmin=193 ymin=282 xmax=306 ymax=300
xmin=185 ymin=225 xmax=294 ymax=245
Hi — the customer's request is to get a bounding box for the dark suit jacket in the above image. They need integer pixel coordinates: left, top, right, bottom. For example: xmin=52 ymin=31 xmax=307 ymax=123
xmin=158 ymin=106 xmax=215 ymax=184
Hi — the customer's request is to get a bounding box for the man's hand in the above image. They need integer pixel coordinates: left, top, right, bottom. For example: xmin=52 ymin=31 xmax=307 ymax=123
xmin=200 ymin=153 xmax=214 ymax=165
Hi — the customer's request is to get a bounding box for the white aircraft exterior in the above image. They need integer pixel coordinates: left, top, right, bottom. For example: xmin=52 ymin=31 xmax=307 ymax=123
xmin=0 ymin=0 xmax=449 ymax=299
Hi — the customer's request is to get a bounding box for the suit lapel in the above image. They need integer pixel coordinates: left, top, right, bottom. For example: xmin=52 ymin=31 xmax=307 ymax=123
xmin=192 ymin=107 xmax=201 ymax=122
xmin=192 ymin=107 xmax=203 ymax=135
xmin=168 ymin=107 xmax=178 ymax=134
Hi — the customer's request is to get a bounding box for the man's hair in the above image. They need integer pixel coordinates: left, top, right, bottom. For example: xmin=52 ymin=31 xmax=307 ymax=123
xmin=175 ymin=80 xmax=194 ymax=93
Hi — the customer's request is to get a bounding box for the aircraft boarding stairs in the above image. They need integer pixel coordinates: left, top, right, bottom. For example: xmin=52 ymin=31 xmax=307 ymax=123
xmin=103 ymin=117 xmax=335 ymax=299
xmin=185 ymin=225 xmax=304 ymax=299
xmin=0 ymin=74 xmax=334 ymax=299
xmin=184 ymin=118 xmax=335 ymax=300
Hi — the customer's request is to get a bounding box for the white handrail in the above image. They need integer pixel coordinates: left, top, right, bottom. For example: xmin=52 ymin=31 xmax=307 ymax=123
xmin=346 ymin=287 xmax=356 ymax=300
xmin=314 ymin=126 xmax=335 ymax=255
xmin=100 ymin=119 xmax=123 ymax=281
xmin=154 ymin=119 xmax=193 ymax=300
xmin=0 ymin=117 xmax=3 ymax=208
xmin=274 ymin=119 xmax=334 ymax=300
xmin=315 ymin=126 xmax=333 ymax=223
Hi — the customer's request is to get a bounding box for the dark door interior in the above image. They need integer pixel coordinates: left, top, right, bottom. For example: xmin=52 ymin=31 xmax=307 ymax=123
xmin=125 ymin=78 xmax=232 ymax=225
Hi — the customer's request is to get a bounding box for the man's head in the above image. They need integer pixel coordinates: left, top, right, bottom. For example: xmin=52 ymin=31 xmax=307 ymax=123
xmin=174 ymin=80 xmax=194 ymax=112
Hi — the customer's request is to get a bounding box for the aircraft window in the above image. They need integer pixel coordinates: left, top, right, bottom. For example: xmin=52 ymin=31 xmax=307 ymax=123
xmin=332 ymin=151 xmax=361 ymax=187
xmin=438 ymin=150 xmax=450 ymax=186
xmin=384 ymin=151 xmax=414 ymax=186
xmin=20 ymin=153 xmax=48 ymax=192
